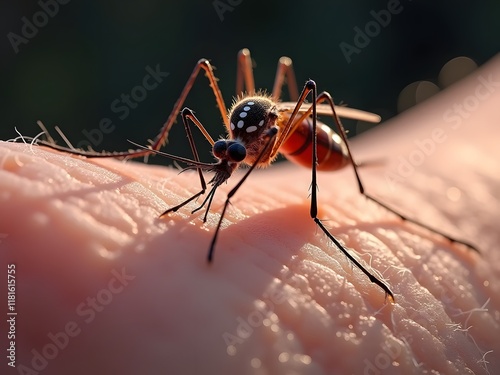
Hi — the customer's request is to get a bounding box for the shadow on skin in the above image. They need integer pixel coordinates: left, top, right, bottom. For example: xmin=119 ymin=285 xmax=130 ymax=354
xmin=1 ymin=57 xmax=499 ymax=374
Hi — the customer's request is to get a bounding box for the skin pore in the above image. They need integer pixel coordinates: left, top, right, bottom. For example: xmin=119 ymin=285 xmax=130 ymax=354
xmin=1 ymin=57 xmax=499 ymax=374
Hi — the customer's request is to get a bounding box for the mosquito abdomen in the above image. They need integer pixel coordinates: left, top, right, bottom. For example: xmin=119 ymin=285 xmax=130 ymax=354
xmin=280 ymin=119 xmax=349 ymax=171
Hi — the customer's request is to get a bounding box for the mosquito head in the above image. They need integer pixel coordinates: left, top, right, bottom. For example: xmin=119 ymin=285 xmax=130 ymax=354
xmin=227 ymin=96 xmax=280 ymax=166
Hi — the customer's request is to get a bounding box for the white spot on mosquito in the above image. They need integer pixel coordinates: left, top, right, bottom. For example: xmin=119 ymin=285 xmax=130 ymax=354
xmin=246 ymin=126 xmax=257 ymax=133
xmin=258 ymin=119 xmax=264 ymax=126
xmin=243 ymin=106 xmax=251 ymax=111
xmin=239 ymin=112 xmax=248 ymax=118
xmin=247 ymin=101 xmax=255 ymax=105
xmin=230 ymin=122 xmax=235 ymax=130
xmin=237 ymin=120 xmax=245 ymax=128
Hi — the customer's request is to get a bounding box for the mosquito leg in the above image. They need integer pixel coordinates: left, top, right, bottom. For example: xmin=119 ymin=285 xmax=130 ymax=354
xmin=237 ymin=48 xmax=298 ymax=104
xmin=163 ymin=191 xmax=205 ymax=216
xmin=296 ymin=81 xmax=395 ymax=302
xmin=316 ymin=91 xmax=480 ymax=254
xmin=148 ymin=58 xmax=229 ymax=150
xmin=191 ymin=185 xmax=217 ymax=220
xmin=312 ymin=219 xmax=395 ymax=302
xmin=236 ymin=48 xmax=256 ymax=97
xmin=160 ymin=108 xmax=208 ymax=217
xmin=32 ymin=58 xmax=228 ymax=160
xmin=271 ymin=55 xmax=299 ymax=102
xmin=207 ymin=126 xmax=279 ymax=262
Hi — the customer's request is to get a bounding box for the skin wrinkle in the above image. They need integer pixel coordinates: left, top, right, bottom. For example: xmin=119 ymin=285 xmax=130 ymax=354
xmin=1 ymin=58 xmax=500 ymax=374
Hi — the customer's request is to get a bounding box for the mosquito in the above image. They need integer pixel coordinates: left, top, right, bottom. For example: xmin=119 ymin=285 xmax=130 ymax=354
xmin=32 ymin=49 xmax=479 ymax=302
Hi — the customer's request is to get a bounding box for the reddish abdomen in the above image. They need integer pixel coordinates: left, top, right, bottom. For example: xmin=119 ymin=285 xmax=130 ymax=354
xmin=280 ymin=119 xmax=349 ymax=171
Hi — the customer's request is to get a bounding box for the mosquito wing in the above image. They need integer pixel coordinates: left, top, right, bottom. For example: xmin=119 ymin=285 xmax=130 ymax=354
xmin=279 ymin=102 xmax=381 ymax=123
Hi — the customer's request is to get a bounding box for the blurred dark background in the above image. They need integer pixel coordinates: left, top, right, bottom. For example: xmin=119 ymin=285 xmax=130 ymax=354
xmin=1 ymin=0 xmax=498 ymax=163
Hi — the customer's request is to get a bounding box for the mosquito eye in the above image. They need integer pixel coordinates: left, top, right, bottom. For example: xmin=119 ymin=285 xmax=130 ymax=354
xmin=213 ymin=140 xmax=227 ymax=158
xmin=227 ymin=143 xmax=246 ymax=162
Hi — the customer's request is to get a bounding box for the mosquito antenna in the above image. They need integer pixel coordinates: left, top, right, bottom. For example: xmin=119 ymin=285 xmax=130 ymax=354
xmin=127 ymin=140 xmax=216 ymax=169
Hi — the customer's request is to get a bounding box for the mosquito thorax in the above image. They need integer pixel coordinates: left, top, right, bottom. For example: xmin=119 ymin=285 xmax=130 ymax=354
xmin=228 ymin=96 xmax=279 ymax=138
xmin=227 ymin=96 xmax=280 ymax=166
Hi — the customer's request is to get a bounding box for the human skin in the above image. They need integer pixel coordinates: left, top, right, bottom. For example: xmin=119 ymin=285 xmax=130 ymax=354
xmin=1 ymin=57 xmax=499 ymax=375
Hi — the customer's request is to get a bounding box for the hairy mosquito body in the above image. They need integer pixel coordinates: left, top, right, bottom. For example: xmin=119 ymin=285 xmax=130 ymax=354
xmin=31 ymin=49 xmax=480 ymax=302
